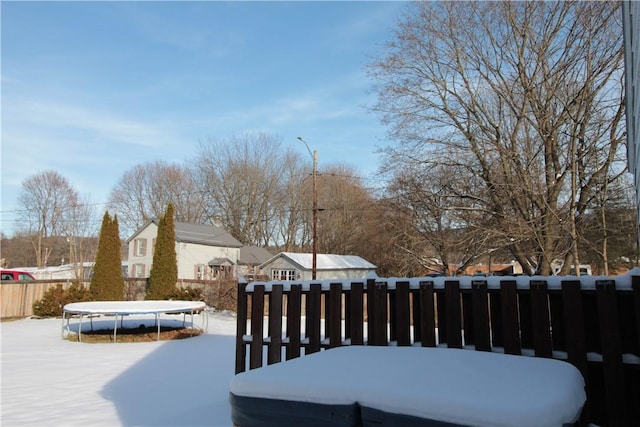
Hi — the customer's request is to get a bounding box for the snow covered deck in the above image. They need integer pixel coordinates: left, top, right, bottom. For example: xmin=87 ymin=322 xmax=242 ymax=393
xmin=235 ymin=271 xmax=640 ymax=425
xmin=230 ymin=346 xmax=586 ymax=427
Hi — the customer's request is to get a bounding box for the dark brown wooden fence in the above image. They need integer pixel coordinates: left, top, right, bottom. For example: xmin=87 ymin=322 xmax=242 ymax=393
xmin=235 ymin=273 xmax=640 ymax=427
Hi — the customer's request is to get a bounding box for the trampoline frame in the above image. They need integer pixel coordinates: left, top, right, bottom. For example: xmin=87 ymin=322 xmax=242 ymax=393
xmin=61 ymin=300 xmax=208 ymax=342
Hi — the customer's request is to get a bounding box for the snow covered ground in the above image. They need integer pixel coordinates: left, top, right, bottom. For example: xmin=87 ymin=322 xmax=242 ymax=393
xmin=1 ymin=308 xmax=590 ymax=427
xmin=1 ymin=311 xmax=237 ymax=427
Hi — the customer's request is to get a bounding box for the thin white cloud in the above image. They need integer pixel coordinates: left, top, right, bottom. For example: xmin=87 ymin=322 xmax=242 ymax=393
xmin=5 ymin=99 xmax=170 ymax=149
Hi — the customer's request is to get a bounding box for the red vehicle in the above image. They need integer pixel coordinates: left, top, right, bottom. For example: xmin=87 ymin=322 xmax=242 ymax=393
xmin=1 ymin=269 xmax=36 ymax=281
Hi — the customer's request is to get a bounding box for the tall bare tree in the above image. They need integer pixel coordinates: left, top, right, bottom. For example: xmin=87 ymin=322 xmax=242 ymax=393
xmin=308 ymin=164 xmax=373 ymax=255
xmin=107 ymin=161 xmax=207 ymax=237
xmin=386 ymin=163 xmax=498 ymax=276
xmin=369 ymin=1 xmax=626 ymax=274
xmin=16 ymin=170 xmax=82 ymax=268
xmin=193 ymin=133 xmax=303 ymax=247
xmin=59 ymin=194 xmax=99 ymax=279
xmin=272 ymin=156 xmax=308 ymax=251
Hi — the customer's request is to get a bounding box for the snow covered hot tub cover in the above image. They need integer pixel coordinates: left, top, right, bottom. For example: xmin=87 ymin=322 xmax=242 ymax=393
xmin=62 ymin=300 xmax=207 ymax=342
xmin=229 ymin=346 xmax=586 ymax=427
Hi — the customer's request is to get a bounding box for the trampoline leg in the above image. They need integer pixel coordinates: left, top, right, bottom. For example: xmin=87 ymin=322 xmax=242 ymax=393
xmin=61 ymin=311 xmax=66 ymax=339
xmin=113 ymin=315 xmax=118 ymax=343
xmin=79 ymin=314 xmax=83 ymax=342
xmin=157 ymin=314 xmax=160 ymax=341
xmin=190 ymin=310 xmax=195 ymax=336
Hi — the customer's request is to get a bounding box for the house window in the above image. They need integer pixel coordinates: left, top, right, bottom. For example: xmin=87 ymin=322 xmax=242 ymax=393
xmin=271 ymin=269 xmax=296 ymax=281
xmin=131 ymin=263 xmax=146 ymax=278
xmin=134 ymin=238 xmax=147 ymax=257
xmin=195 ymin=264 xmax=206 ymax=280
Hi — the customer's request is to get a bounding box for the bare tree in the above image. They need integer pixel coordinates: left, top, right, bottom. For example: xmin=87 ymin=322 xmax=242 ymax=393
xmin=107 ymin=161 xmax=207 ymax=237
xmin=193 ymin=133 xmax=303 ymax=247
xmin=355 ymin=196 xmax=429 ymax=278
xmin=307 ymin=164 xmax=373 ymax=255
xmin=16 ymin=170 xmax=82 ymax=268
xmin=369 ymin=1 xmax=626 ymax=275
xmin=271 ymin=156 xmax=308 ymax=251
xmin=1 ymin=231 xmax=35 ymax=268
xmin=385 ymin=162 xmax=498 ymax=276
xmin=60 ymin=194 xmax=99 ymax=279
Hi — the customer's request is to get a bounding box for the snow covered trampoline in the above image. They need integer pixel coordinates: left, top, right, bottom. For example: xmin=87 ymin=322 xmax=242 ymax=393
xmin=230 ymin=346 xmax=586 ymax=427
xmin=62 ymin=300 xmax=207 ymax=342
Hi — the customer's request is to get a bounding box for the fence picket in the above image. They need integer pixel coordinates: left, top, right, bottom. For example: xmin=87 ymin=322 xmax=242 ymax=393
xmin=306 ymin=284 xmax=322 ymax=354
xmin=249 ymin=285 xmax=265 ymax=370
xmin=328 ymin=283 xmax=342 ymax=348
xmin=419 ymin=281 xmax=436 ymax=347
xmin=560 ymin=280 xmax=590 ymax=425
xmin=500 ymin=280 xmax=521 ymax=355
xmin=471 ymin=281 xmax=491 ymax=351
xmin=235 ymin=282 xmax=247 ymax=374
xmin=349 ymin=283 xmax=364 ymax=345
xmin=445 ymin=281 xmax=462 ymax=348
xmin=267 ymin=285 xmax=283 ymax=365
xmin=395 ymin=281 xmax=411 ymax=346
xmin=462 ymin=289 xmax=474 ymax=347
xmin=530 ymin=280 xmax=552 ymax=358
xmin=286 ymin=285 xmax=302 ymax=360
xmin=596 ymin=280 xmax=627 ymax=425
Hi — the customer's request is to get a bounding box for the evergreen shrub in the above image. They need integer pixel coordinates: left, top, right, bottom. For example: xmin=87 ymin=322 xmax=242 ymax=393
xmin=33 ymin=282 xmax=91 ymax=318
xmin=90 ymin=211 xmax=124 ymax=301
xmin=167 ymin=286 xmax=203 ymax=301
xmin=147 ymin=203 xmax=178 ymax=300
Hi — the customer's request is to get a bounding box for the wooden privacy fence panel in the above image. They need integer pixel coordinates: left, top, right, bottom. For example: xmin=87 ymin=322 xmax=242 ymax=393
xmin=235 ymin=273 xmax=640 ymax=427
xmin=0 ymin=279 xmax=231 ymax=319
xmin=0 ymin=281 xmax=72 ymax=318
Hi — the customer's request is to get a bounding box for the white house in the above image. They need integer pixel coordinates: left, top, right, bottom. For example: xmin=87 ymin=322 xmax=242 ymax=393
xmin=259 ymin=252 xmax=377 ymax=281
xmin=126 ymin=220 xmax=243 ymax=280
xmin=623 ymin=1 xmax=640 ymax=245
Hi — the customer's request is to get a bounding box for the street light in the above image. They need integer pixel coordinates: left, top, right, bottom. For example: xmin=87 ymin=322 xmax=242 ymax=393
xmin=297 ymin=136 xmax=318 ymax=280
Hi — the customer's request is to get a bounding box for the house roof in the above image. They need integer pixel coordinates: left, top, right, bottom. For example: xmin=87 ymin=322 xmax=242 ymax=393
xmin=260 ymin=252 xmax=377 ymax=271
xmin=238 ymin=246 xmax=273 ymax=266
xmin=127 ymin=220 xmax=243 ymax=248
xmin=174 ymin=222 xmax=242 ymax=247
xmin=208 ymin=257 xmax=235 ymax=266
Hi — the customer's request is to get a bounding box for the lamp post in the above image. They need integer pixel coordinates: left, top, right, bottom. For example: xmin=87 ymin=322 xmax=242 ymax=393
xmin=297 ymin=136 xmax=318 ymax=280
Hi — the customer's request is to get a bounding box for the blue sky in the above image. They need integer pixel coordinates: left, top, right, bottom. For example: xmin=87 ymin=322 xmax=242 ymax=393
xmin=1 ymin=1 xmax=406 ymax=236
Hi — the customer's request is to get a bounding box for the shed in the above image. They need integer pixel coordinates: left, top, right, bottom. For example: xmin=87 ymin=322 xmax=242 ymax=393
xmin=259 ymin=252 xmax=376 ymax=281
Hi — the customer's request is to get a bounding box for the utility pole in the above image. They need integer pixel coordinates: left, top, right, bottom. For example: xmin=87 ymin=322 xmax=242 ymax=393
xmin=298 ymin=137 xmax=318 ymax=280
xmin=311 ymin=148 xmax=318 ymax=280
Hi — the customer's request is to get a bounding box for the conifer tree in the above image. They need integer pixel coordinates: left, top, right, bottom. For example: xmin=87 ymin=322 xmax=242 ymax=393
xmin=146 ymin=203 xmax=178 ymax=300
xmin=90 ymin=211 xmax=124 ymax=301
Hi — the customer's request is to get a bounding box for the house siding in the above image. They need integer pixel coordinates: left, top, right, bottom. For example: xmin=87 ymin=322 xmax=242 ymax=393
xmin=176 ymin=242 xmax=240 ymax=280
xmin=127 ymin=223 xmax=157 ymax=277
xmin=624 ymin=1 xmax=640 ymax=245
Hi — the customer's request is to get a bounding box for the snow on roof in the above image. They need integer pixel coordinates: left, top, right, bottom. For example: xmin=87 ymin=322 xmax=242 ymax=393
xmin=262 ymin=252 xmax=376 ymax=270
